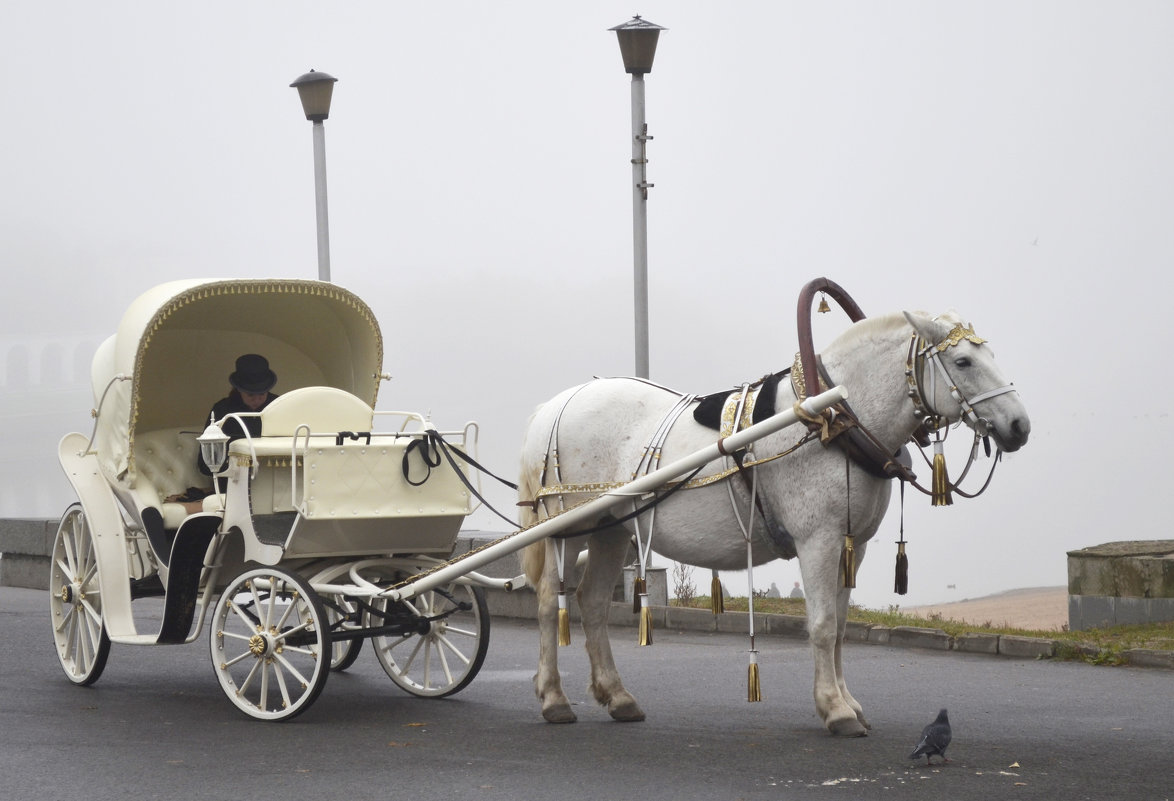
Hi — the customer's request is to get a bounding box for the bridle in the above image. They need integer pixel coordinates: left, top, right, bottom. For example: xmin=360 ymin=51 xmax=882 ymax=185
xmin=905 ymin=321 xmax=1018 ymax=439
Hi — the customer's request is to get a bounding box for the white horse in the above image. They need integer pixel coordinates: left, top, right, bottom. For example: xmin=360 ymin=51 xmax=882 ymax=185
xmin=518 ymin=309 xmax=1030 ymax=736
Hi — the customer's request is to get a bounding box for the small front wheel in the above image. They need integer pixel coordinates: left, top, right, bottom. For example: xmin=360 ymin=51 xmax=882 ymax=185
xmin=210 ymin=566 xmax=331 ymax=721
xmin=49 ymin=504 xmax=110 ymax=686
xmin=370 ymin=581 xmax=490 ymax=698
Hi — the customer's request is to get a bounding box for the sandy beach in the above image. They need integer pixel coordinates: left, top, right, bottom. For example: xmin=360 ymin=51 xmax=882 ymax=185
xmin=905 ymin=586 xmax=1069 ymax=631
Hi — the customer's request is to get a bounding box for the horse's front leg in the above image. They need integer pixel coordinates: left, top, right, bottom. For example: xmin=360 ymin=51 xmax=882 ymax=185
xmin=533 ymin=537 xmax=582 ymax=723
xmin=834 ymin=541 xmax=870 ymax=731
xmin=799 ymin=535 xmax=868 ymax=737
xmin=578 ymin=527 xmax=644 ymax=722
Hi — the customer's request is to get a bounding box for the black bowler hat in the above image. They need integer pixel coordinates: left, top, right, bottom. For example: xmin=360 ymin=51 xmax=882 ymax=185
xmin=229 ymin=354 xmax=277 ymax=393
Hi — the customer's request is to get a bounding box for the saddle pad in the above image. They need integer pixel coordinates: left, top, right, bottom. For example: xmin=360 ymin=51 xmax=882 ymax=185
xmin=692 ymin=373 xmax=784 ymax=432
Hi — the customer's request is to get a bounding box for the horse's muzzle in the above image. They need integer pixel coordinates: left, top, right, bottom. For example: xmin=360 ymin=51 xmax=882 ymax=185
xmin=992 ymin=417 xmax=1030 ymax=452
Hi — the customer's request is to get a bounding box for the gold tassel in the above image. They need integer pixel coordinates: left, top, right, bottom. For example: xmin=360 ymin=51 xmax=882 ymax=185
xmin=632 ymin=575 xmax=646 ymax=614
xmin=710 ymin=573 xmax=725 ymax=615
xmin=638 ymin=604 xmax=653 ymax=646
xmin=747 ymin=653 xmax=762 ymax=702
xmin=557 ymin=594 xmax=571 ymax=647
xmin=840 ymin=535 xmax=857 ymax=589
xmin=894 ymin=541 xmax=909 ymax=595
xmin=932 ymin=441 xmax=953 ymax=506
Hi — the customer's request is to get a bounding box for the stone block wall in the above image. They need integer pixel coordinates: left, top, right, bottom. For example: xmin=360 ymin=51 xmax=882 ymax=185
xmin=1067 ymin=540 xmax=1174 ymax=630
xmin=0 ymin=518 xmax=57 ymax=590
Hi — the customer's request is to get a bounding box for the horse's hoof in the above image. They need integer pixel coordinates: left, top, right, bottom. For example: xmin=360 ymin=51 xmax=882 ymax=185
xmin=542 ymin=703 xmax=578 ymax=724
xmin=607 ymin=698 xmax=646 ymax=722
xmin=827 ymin=716 xmax=869 ymax=737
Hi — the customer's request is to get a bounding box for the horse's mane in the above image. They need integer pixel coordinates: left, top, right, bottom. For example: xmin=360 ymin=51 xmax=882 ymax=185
xmin=830 ymin=311 xmax=913 ymax=349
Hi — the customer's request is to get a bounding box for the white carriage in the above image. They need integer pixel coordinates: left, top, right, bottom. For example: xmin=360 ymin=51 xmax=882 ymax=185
xmin=50 ymin=277 xmax=845 ymax=721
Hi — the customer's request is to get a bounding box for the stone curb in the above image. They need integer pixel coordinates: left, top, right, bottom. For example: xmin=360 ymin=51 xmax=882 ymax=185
xmin=590 ymin=602 xmax=1170 ymax=670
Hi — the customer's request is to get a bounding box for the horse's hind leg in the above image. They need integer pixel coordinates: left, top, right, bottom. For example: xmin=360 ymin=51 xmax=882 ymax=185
xmin=579 ymin=527 xmax=645 ymax=722
xmin=533 ymin=537 xmax=582 ymax=723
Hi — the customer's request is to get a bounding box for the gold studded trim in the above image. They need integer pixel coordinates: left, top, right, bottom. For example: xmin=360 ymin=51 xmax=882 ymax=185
xmin=126 ymin=279 xmax=381 ymax=478
xmin=934 ymin=322 xmax=986 ymax=352
xmin=719 ymin=387 xmax=759 ymax=438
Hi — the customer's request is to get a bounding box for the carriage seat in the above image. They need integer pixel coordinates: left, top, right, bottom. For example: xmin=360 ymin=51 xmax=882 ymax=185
xmin=132 ymin=427 xmax=217 ymax=530
xmin=259 ymin=386 xmax=374 ymax=437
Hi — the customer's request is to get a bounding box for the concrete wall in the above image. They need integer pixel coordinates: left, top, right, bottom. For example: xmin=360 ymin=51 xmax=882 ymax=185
xmin=0 ymin=522 xmax=656 ymax=621
xmin=1067 ymin=540 xmax=1174 ymax=630
xmin=0 ymin=518 xmax=57 ymax=590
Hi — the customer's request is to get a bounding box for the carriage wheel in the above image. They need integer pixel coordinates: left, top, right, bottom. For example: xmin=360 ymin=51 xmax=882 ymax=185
xmin=370 ymin=581 xmax=490 ymax=698
xmin=49 ymin=504 xmax=111 ymax=686
xmin=210 ymin=566 xmax=332 ymax=721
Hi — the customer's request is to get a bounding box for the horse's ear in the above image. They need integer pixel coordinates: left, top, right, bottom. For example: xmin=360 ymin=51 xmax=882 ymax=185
xmin=903 ymin=311 xmax=943 ymax=342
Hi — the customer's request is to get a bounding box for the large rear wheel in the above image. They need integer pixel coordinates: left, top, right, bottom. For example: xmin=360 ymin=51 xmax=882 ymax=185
xmin=49 ymin=504 xmax=110 ymax=686
xmin=210 ymin=566 xmax=332 ymax=721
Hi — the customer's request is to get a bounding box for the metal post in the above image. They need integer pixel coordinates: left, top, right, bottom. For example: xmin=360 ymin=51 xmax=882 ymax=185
xmin=312 ymin=120 xmax=331 ymax=282
xmin=630 ymin=74 xmax=650 ymax=379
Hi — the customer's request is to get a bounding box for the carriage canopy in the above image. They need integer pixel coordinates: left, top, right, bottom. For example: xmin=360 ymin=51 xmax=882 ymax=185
xmin=90 ymin=278 xmax=383 ymax=487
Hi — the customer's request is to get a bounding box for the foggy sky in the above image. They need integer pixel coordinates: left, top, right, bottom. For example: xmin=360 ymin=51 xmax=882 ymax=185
xmin=3 ymin=1 xmax=1172 ymax=609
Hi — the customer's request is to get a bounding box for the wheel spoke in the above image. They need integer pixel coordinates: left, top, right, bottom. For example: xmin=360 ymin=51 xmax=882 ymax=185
xmin=61 ymin=521 xmax=79 ymax=576
xmin=221 ymin=649 xmax=253 ymax=670
xmin=434 ymin=632 xmax=474 ymax=667
xmin=273 ymin=652 xmax=313 ymax=690
xmin=272 ymin=659 xmax=293 ymax=710
xmin=237 ymin=657 xmax=262 ymax=695
xmin=393 ymin=633 xmax=426 ymax=673
xmin=439 ymin=623 xmax=478 ymax=639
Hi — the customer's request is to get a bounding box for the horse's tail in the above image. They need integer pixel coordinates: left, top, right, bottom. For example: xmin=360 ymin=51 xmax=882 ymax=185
xmin=518 ymin=408 xmax=547 ymax=588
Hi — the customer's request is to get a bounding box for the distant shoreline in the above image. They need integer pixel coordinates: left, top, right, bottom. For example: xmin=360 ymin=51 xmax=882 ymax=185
xmin=905 ymin=585 xmax=1068 ymax=631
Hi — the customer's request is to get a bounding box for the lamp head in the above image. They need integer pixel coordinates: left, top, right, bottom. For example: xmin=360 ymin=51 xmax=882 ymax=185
xmin=609 ymin=16 xmax=666 ymax=75
xmin=290 ymin=69 xmax=338 ymax=121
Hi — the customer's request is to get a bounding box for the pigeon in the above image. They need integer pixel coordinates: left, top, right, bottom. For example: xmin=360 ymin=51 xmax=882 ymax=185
xmin=909 ymin=708 xmax=952 ymax=764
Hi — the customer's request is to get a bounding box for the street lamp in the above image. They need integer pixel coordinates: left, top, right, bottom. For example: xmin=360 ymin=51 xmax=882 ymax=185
xmin=609 ymin=16 xmax=665 ymax=380
xmin=290 ymin=69 xmax=338 ymax=282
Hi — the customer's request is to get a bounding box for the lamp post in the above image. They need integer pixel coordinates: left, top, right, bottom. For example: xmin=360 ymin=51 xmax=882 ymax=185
xmin=610 ymin=16 xmax=665 ymax=380
xmin=290 ymin=69 xmax=338 ymax=282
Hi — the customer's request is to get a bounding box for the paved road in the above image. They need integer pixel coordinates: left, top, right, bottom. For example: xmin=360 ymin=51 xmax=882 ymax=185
xmin=2 ymin=586 xmax=1170 ymax=801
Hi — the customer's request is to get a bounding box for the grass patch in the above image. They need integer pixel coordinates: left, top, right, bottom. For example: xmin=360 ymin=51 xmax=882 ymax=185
xmin=676 ymin=596 xmax=1174 ymax=663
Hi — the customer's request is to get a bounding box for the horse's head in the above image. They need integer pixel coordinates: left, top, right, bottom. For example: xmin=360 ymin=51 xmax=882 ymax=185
xmin=903 ymin=311 xmax=1031 ymax=453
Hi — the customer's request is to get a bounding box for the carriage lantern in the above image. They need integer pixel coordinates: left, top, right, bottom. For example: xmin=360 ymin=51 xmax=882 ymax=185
xmin=197 ymin=414 xmax=230 ymax=475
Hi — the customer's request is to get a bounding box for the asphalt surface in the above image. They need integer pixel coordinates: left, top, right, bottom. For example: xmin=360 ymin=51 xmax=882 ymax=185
xmin=2 ymin=586 xmax=1170 ymax=801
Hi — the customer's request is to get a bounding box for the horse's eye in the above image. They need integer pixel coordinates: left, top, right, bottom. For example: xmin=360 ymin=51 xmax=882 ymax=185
xmin=954 ymin=357 xmax=971 ymax=369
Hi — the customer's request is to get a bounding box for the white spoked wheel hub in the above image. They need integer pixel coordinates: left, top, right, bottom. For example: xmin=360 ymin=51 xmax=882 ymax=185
xmin=210 ymin=566 xmax=332 ymax=721
xmin=49 ymin=504 xmax=110 ymax=686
